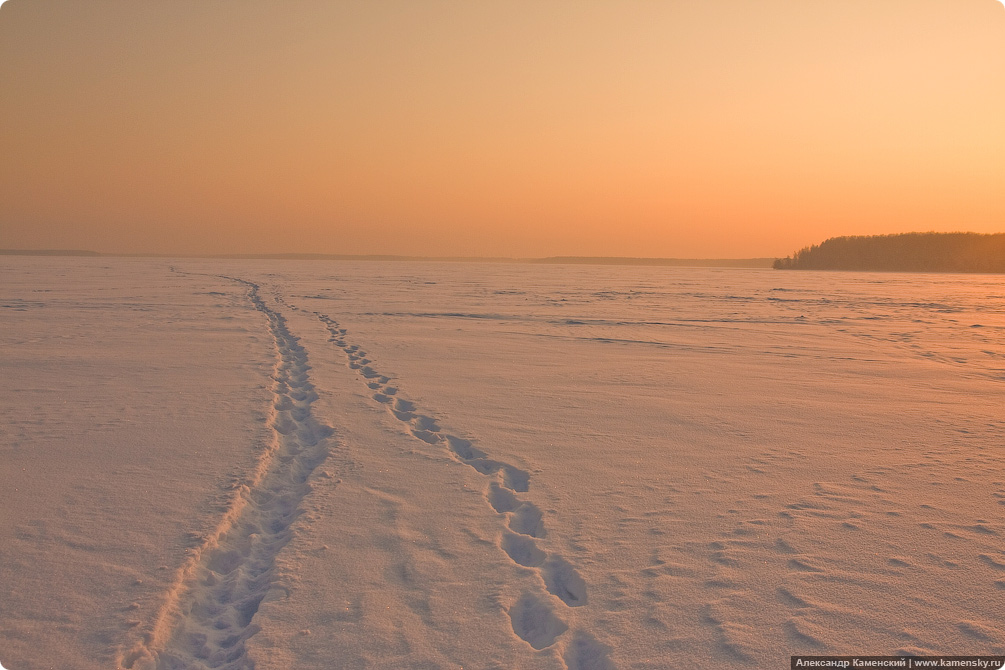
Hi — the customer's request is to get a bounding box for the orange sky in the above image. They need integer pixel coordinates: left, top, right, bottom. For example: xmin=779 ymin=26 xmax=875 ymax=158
xmin=1 ymin=1 xmax=1003 ymax=258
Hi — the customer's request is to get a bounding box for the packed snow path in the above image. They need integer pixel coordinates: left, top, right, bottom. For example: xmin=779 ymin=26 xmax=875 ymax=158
xmin=121 ymin=278 xmax=334 ymax=669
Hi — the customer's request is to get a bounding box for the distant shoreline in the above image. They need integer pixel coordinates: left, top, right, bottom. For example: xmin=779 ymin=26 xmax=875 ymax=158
xmin=530 ymin=256 xmax=774 ymax=268
xmin=1 ymin=249 xmax=774 ymax=268
xmin=0 ymin=249 xmax=102 ymax=257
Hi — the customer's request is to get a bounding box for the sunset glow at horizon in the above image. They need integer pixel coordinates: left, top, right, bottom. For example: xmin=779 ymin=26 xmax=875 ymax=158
xmin=1 ymin=1 xmax=1003 ymax=258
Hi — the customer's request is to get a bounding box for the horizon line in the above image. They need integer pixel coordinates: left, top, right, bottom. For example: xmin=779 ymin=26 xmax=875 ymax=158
xmin=0 ymin=249 xmax=777 ymax=267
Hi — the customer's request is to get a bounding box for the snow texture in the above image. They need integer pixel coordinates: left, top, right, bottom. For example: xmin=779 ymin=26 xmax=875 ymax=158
xmin=1 ymin=257 xmax=1003 ymax=669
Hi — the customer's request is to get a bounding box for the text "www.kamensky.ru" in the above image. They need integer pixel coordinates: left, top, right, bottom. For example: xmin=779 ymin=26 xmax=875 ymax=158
xmin=792 ymin=656 xmax=1005 ymax=670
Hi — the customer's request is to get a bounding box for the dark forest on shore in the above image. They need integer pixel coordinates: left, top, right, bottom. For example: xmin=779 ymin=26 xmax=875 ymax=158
xmin=774 ymin=232 xmax=1005 ymax=273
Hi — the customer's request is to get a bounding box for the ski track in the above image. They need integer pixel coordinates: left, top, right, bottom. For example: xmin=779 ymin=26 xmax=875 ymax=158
xmin=120 ymin=277 xmax=334 ymax=670
xmin=286 ymin=301 xmax=614 ymax=668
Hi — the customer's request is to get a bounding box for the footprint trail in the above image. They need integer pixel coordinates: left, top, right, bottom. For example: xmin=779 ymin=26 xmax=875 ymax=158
xmin=120 ymin=278 xmax=334 ymax=670
xmin=309 ymin=310 xmax=613 ymax=666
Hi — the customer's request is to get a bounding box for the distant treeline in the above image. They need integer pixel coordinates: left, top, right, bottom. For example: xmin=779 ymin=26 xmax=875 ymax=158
xmin=773 ymin=233 xmax=1005 ymax=273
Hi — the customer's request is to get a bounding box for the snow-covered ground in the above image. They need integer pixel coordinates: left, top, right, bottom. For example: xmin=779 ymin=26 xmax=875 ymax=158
xmin=1 ymin=257 xmax=1003 ymax=669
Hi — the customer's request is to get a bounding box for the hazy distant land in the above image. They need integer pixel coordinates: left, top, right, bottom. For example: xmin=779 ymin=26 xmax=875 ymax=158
xmin=0 ymin=249 xmax=101 ymax=257
xmin=0 ymin=249 xmax=773 ymax=268
xmin=529 ymin=256 xmax=774 ymax=268
xmin=11 ymin=235 xmax=1005 ymax=272
xmin=773 ymin=232 xmax=1005 ymax=273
